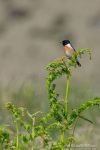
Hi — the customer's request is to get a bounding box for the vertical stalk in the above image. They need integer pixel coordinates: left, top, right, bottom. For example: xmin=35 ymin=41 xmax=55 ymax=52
xmin=16 ymin=122 xmax=19 ymax=150
xmin=60 ymin=131 xmax=64 ymax=144
xmin=32 ymin=117 xmax=35 ymax=150
xmin=65 ymin=76 xmax=70 ymax=113
xmin=60 ymin=76 xmax=70 ymax=147
xmin=32 ymin=117 xmax=35 ymax=139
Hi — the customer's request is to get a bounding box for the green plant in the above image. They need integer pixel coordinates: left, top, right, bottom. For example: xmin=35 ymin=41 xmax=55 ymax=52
xmin=0 ymin=48 xmax=100 ymax=150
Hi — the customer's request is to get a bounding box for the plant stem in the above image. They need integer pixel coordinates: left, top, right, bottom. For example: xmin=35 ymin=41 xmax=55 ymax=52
xmin=16 ymin=122 xmax=19 ymax=150
xmin=65 ymin=76 xmax=70 ymax=113
xmin=60 ymin=75 xmax=70 ymax=148
xmin=60 ymin=131 xmax=64 ymax=144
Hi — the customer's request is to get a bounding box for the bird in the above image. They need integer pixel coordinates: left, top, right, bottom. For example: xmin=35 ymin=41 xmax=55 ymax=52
xmin=62 ymin=40 xmax=81 ymax=67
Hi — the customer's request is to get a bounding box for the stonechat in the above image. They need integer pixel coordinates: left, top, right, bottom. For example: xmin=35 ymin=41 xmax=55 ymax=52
xmin=62 ymin=40 xmax=81 ymax=67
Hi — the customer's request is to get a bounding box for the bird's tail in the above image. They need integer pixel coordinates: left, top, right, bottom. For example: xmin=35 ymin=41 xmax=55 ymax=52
xmin=76 ymin=60 xmax=81 ymax=67
xmin=76 ymin=57 xmax=81 ymax=67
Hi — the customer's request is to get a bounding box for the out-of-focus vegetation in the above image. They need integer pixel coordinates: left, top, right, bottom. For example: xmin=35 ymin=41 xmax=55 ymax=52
xmin=0 ymin=0 xmax=100 ymax=149
xmin=0 ymin=49 xmax=100 ymax=149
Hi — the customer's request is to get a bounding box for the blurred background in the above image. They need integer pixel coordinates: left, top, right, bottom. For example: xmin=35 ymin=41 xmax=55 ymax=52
xmin=0 ymin=0 xmax=100 ymax=147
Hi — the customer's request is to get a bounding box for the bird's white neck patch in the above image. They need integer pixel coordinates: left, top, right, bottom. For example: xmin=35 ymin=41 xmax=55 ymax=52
xmin=65 ymin=43 xmax=72 ymax=48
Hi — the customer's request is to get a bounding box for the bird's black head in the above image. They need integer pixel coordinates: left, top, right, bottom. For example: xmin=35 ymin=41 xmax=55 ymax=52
xmin=62 ymin=40 xmax=70 ymax=46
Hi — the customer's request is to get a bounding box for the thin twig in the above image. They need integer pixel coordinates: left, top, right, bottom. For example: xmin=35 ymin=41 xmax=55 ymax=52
xmin=69 ymin=116 xmax=79 ymax=150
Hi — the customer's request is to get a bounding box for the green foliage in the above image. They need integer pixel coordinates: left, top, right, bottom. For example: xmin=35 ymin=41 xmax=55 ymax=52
xmin=0 ymin=48 xmax=100 ymax=149
xmin=0 ymin=126 xmax=10 ymax=149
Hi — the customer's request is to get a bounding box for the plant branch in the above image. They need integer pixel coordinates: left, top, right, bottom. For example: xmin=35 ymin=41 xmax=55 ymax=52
xmin=16 ymin=121 xmax=19 ymax=150
xmin=65 ymin=76 xmax=70 ymax=113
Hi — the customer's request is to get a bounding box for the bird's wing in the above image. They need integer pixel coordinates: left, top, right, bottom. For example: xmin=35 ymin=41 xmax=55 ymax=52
xmin=70 ymin=43 xmax=80 ymax=60
xmin=70 ymin=43 xmax=76 ymax=52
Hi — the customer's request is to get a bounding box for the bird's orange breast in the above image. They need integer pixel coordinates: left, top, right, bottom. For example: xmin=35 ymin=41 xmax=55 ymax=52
xmin=64 ymin=46 xmax=73 ymax=52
